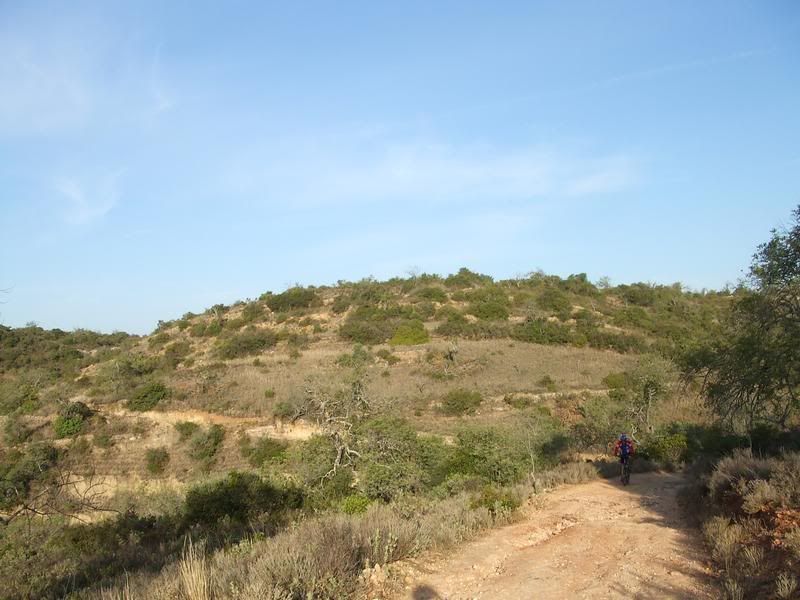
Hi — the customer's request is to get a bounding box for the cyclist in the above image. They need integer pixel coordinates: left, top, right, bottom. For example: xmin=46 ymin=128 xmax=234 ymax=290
xmin=613 ymin=433 xmax=635 ymax=484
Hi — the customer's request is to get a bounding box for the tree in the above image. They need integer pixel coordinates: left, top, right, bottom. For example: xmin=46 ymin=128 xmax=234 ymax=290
xmin=686 ymin=205 xmax=800 ymax=431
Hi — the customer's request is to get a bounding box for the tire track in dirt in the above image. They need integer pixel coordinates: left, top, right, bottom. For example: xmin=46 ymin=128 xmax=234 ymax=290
xmin=399 ymin=472 xmax=716 ymax=599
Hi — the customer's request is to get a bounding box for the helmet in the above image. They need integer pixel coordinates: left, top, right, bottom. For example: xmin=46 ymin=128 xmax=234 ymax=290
xmin=619 ymin=433 xmax=628 ymax=441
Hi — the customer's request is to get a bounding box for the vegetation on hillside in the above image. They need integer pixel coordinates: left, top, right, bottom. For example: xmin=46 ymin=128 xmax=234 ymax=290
xmin=2 ymin=207 xmax=800 ymax=599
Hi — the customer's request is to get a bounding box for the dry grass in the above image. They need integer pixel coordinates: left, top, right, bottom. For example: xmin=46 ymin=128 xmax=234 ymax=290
xmin=776 ymin=572 xmax=798 ymax=599
xmin=180 ymin=539 xmax=213 ymax=600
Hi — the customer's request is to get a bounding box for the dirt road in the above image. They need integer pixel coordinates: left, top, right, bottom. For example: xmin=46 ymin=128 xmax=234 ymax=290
xmin=399 ymin=472 xmax=716 ymax=599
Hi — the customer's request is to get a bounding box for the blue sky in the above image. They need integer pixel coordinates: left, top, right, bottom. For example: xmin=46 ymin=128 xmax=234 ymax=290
xmin=1 ymin=1 xmax=799 ymax=334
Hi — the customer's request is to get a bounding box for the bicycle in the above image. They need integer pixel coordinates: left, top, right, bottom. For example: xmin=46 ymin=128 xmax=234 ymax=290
xmin=620 ymin=456 xmax=632 ymax=486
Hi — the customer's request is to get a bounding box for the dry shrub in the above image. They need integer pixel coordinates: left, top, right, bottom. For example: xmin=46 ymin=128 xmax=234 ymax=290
xmin=784 ymin=526 xmax=800 ymax=560
xmin=703 ymin=516 xmax=744 ymax=572
xmin=741 ymin=479 xmax=782 ymax=514
xmin=707 ymin=449 xmax=777 ymax=506
xmin=776 ymin=572 xmax=798 ymax=599
xmin=535 ymin=462 xmax=599 ymax=489
xmin=740 ymin=544 xmax=764 ymax=576
xmin=722 ymin=577 xmax=744 ymax=600
xmin=180 ymin=539 xmax=213 ymax=600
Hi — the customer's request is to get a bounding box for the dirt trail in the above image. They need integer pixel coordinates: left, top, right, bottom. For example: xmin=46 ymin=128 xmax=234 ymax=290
xmin=399 ymin=472 xmax=716 ymax=599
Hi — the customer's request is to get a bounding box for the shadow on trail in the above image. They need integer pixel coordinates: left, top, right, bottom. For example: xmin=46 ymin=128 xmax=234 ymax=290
xmin=410 ymin=585 xmax=442 ymax=599
xmin=585 ymin=470 xmax=717 ymax=599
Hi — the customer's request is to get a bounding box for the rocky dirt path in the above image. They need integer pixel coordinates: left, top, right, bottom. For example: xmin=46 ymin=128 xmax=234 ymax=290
xmin=398 ymin=472 xmax=716 ymax=599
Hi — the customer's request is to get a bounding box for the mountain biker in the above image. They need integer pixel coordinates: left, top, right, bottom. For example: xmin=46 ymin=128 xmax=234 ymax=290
xmin=613 ymin=433 xmax=635 ymax=469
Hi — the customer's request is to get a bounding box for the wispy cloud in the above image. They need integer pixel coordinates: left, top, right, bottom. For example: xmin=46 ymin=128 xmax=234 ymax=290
xmin=0 ymin=35 xmax=93 ymax=135
xmin=54 ymin=170 xmax=125 ymax=225
xmin=146 ymin=45 xmax=177 ymax=120
xmin=221 ymin=138 xmax=639 ymax=208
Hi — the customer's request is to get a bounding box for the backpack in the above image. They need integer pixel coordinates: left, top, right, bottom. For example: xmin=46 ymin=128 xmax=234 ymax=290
xmin=619 ymin=440 xmax=632 ymax=457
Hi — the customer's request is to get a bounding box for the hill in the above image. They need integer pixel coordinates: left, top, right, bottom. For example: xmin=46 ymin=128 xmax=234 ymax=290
xmin=0 ymin=268 xmax=737 ymax=598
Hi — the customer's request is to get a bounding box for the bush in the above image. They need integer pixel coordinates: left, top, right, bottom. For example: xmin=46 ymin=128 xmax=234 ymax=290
xmin=145 ymin=447 xmax=170 ymax=474
xmin=242 ymin=435 xmax=287 ymax=467
xmin=216 ymin=328 xmax=278 ymax=359
xmin=264 ymin=287 xmax=320 ymax=312
xmin=641 ymin=433 xmax=689 ymax=464
xmin=331 ymin=294 xmax=351 ymax=314
xmin=414 ymin=286 xmax=448 ymax=303
xmin=162 ymin=341 xmax=192 ymax=369
xmin=336 ymin=345 xmax=373 ymax=368
xmin=272 ymin=400 xmax=299 ymax=421
xmin=127 ymin=381 xmax=169 ymax=411
xmin=183 ymin=471 xmax=301 ymax=527
xmin=602 ymin=372 xmax=630 ymax=389
xmin=471 ymin=485 xmax=522 ymax=517
xmin=3 ymin=414 xmax=31 ymax=445
xmin=389 ymin=320 xmax=430 ymax=346
xmin=467 ymin=300 xmax=509 ymax=321
xmin=440 ymin=389 xmax=483 ymax=415
xmin=370 ymin=348 xmax=391 ymax=363
xmin=512 ymin=318 xmax=573 ymax=345
xmin=537 ymin=288 xmax=571 ymax=318
xmin=189 ymin=424 xmax=225 ymax=462
xmin=174 ymin=420 xmax=200 ymax=442
xmin=537 ymin=375 xmax=557 ymax=392
xmin=453 ymin=427 xmax=526 ymax=485
xmin=444 ymin=267 xmax=493 ymax=288
xmin=53 ymin=415 xmax=84 ymax=438
xmin=341 ymin=494 xmax=372 ymax=515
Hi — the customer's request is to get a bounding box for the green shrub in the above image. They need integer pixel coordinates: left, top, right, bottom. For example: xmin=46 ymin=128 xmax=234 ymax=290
xmin=272 ymin=400 xmax=299 ymax=421
xmin=336 ymin=344 xmax=373 ymax=368
xmin=3 ymin=414 xmax=31 ymax=445
xmin=503 ymin=394 xmax=531 ymax=410
xmin=264 ymin=287 xmax=320 ymax=312
xmin=331 ymin=294 xmax=351 ymax=314
xmin=53 ymin=415 xmax=83 ymax=438
xmin=602 ymin=372 xmax=630 ymax=389
xmin=440 ymin=388 xmax=483 ymax=415
xmin=537 ymin=288 xmax=571 ymax=318
xmin=183 ymin=471 xmax=302 ymax=527
xmin=127 ymin=381 xmax=169 ymax=411
xmin=538 ymin=375 xmax=557 ymax=392
xmin=0 ymin=381 xmax=40 ymax=415
xmin=189 ymin=424 xmax=225 ymax=462
xmin=264 ymin=388 xmax=276 ymax=399
xmin=162 ymin=341 xmax=191 ymax=369
xmin=618 ymin=283 xmax=657 ymax=306
xmin=389 ymin=320 xmax=430 ymax=346
xmin=375 ymin=348 xmax=400 ymax=365
xmin=641 ymin=433 xmax=689 ymax=463
xmin=467 ymin=300 xmax=509 ymax=321
xmin=243 ymin=435 xmax=288 ymax=467
xmin=145 ymin=447 xmax=170 ymax=474
xmin=453 ymin=427 xmax=526 ymax=485
xmin=174 ymin=420 xmax=200 ymax=441
xmin=471 ymin=485 xmax=522 ymax=516
xmin=414 ymin=286 xmax=448 ymax=303
xmin=512 ymin=318 xmax=573 ymax=345
xmin=60 ymin=400 xmax=92 ymax=420
xmin=216 ymin=328 xmax=278 ymax=359
xmin=588 ymin=329 xmax=644 ymax=353
xmin=241 ymin=303 xmax=265 ymax=323
xmin=52 ymin=401 xmax=93 ymax=438
xmin=0 ymin=444 xmax=59 ymax=511
xmin=341 ymin=494 xmax=371 ymax=514
xmin=148 ymin=332 xmax=171 ymax=349
xmin=444 ymin=267 xmax=493 ymax=288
